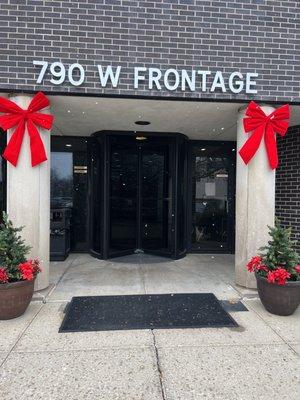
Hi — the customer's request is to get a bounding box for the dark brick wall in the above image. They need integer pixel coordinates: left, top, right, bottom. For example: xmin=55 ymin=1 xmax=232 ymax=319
xmin=276 ymin=125 xmax=300 ymax=252
xmin=0 ymin=0 xmax=299 ymax=101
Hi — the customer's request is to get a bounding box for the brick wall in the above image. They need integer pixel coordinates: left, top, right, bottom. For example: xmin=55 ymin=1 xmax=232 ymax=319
xmin=276 ymin=125 xmax=300 ymax=252
xmin=0 ymin=0 xmax=299 ymax=101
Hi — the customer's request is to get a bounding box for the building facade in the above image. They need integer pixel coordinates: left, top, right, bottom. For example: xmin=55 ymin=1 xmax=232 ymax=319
xmin=0 ymin=0 xmax=299 ymax=290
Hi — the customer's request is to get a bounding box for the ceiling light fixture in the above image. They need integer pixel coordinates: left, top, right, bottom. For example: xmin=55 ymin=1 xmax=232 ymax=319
xmin=66 ymin=144 xmax=72 ymax=147
xmin=135 ymin=136 xmax=147 ymax=141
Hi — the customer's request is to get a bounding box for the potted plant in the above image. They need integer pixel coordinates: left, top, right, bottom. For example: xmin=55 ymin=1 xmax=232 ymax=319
xmin=0 ymin=213 xmax=41 ymax=320
xmin=247 ymin=221 xmax=300 ymax=316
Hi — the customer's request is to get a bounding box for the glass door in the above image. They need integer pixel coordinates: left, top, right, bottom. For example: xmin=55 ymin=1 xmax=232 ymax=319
xmin=140 ymin=143 xmax=172 ymax=256
xmin=190 ymin=142 xmax=235 ymax=253
xmin=108 ymin=139 xmax=138 ymax=257
xmin=88 ymin=131 xmax=189 ymax=260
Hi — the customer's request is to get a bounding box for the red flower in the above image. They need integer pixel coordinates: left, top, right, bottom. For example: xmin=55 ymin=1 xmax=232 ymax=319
xmin=28 ymin=259 xmax=41 ymax=275
xmin=0 ymin=267 xmax=8 ymax=283
xmin=295 ymin=265 xmax=300 ymax=274
xmin=247 ymin=256 xmax=263 ymax=272
xmin=19 ymin=261 xmax=34 ymax=281
xmin=256 ymin=264 xmax=269 ymax=272
xmin=267 ymin=268 xmax=291 ymax=285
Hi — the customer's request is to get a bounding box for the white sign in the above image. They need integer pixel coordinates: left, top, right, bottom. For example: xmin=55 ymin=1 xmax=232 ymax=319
xmin=33 ymin=61 xmax=258 ymax=94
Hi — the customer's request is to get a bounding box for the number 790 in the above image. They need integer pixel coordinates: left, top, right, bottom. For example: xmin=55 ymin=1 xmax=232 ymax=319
xmin=33 ymin=60 xmax=85 ymax=86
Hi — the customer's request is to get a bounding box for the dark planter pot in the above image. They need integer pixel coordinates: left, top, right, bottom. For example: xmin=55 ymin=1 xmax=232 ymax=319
xmin=0 ymin=279 xmax=35 ymax=320
xmin=256 ymin=273 xmax=300 ymax=316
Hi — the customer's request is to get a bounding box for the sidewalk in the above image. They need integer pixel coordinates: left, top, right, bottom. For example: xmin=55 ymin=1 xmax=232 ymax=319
xmin=0 ymin=254 xmax=299 ymax=400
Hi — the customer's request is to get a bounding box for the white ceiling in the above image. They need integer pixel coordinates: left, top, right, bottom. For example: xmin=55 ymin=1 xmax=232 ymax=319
xmin=1 ymin=93 xmax=300 ymax=140
xmin=49 ymin=96 xmax=300 ymax=140
xmin=50 ymin=96 xmax=240 ymax=140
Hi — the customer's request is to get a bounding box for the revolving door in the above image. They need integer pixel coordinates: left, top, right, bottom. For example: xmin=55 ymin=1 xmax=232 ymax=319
xmin=88 ymin=131 xmax=188 ymax=259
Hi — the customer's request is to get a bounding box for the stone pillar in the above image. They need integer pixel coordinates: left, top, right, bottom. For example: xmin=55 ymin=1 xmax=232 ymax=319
xmin=235 ymin=104 xmax=275 ymax=288
xmin=6 ymin=94 xmax=50 ymax=291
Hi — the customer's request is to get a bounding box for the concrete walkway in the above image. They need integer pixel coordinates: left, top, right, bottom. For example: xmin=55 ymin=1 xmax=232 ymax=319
xmin=0 ymin=254 xmax=299 ymax=400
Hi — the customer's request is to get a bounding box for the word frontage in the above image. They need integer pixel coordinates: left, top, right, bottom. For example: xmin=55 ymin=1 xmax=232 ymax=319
xmin=33 ymin=61 xmax=258 ymax=94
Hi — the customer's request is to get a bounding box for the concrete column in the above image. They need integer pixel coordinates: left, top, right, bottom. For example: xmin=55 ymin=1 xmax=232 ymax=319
xmin=235 ymin=104 xmax=275 ymax=288
xmin=6 ymin=94 xmax=50 ymax=291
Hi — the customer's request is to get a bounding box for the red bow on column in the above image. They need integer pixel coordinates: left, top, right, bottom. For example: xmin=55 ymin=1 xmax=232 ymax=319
xmin=239 ymin=101 xmax=290 ymax=170
xmin=0 ymin=92 xmax=53 ymax=167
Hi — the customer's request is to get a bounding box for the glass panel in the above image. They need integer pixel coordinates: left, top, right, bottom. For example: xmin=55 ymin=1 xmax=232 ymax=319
xmin=51 ymin=138 xmax=88 ymax=252
xmin=141 ymin=147 xmax=169 ymax=251
xmin=191 ymin=146 xmax=230 ymax=251
xmin=109 ymin=145 xmax=138 ymax=253
xmin=50 ymin=152 xmax=73 ymax=208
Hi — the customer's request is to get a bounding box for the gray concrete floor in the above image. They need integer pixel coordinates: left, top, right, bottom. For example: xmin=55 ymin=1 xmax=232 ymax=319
xmin=0 ymin=253 xmax=299 ymax=400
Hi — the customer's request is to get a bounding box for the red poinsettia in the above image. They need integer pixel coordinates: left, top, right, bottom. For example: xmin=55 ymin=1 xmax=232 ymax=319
xmin=267 ymin=268 xmax=291 ymax=286
xmin=31 ymin=259 xmax=42 ymax=275
xmin=19 ymin=261 xmax=34 ymax=281
xmin=295 ymin=266 xmax=300 ymax=274
xmin=18 ymin=259 xmax=41 ymax=281
xmin=246 ymin=256 xmax=263 ymax=272
xmin=256 ymin=264 xmax=269 ymax=272
xmin=0 ymin=267 xmax=8 ymax=283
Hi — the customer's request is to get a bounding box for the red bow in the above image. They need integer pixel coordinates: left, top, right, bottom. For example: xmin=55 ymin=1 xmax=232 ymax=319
xmin=239 ymin=101 xmax=290 ymax=170
xmin=0 ymin=92 xmax=53 ymax=167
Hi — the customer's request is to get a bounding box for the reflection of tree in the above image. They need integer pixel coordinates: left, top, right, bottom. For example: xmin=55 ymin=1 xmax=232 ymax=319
xmin=51 ymin=168 xmax=73 ymax=198
xmin=195 ymin=155 xmax=228 ymax=180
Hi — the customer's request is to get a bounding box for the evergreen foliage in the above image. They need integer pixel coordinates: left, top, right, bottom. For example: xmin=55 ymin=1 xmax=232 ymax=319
xmin=260 ymin=220 xmax=300 ymax=280
xmin=0 ymin=213 xmax=31 ymax=281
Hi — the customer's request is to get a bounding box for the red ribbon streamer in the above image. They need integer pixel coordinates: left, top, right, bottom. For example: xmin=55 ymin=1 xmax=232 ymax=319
xmin=0 ymin=92 xmax=53 ymax=167
xmin=239 ymin=101 xmax=290 ymax=170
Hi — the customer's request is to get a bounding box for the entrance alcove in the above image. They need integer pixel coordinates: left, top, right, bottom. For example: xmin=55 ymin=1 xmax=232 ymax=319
xmin=48 ymin=96 xmax=242 ymax=259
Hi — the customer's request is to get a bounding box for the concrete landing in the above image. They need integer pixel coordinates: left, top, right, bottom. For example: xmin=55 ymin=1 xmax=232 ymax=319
xmin=0 ymin=253 xmax=299 ymax=400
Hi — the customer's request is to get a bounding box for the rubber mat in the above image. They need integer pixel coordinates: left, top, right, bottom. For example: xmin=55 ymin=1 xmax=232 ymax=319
xmin=59 ymin=293 xmax=238 ymax=333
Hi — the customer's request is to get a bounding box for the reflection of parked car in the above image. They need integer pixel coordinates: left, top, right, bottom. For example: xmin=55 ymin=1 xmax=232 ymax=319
xmin=51 ymin=197 xmax=73 ymax=209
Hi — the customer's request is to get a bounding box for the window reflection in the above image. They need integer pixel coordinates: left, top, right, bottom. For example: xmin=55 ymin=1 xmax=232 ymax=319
xmin=191 ymin=146 xmax=231 ymax=251
xmin=50 ymin=138 xmax=88 ymax=252
xmin=50 ymin=152 xmax=73 ymax=208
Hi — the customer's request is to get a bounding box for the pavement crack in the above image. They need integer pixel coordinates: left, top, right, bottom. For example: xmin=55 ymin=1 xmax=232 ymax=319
xmin=0 ymin=303 xmax=45 ymax=369
xmin=151 ymin=329 xmax=167 ymax=400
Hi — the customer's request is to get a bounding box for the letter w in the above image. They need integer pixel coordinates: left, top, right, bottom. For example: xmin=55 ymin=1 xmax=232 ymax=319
xmin=97 ymin=66 xmax=121 ymax=87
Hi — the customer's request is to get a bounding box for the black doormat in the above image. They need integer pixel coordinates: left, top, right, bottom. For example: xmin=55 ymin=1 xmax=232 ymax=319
xmin=59 ymin=293 xmax=238 ymax=333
